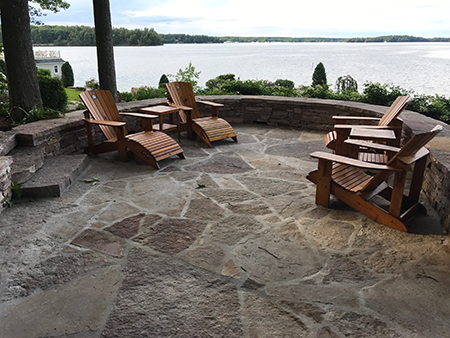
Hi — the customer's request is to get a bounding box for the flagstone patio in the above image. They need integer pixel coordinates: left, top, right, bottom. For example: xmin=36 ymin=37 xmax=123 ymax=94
xmin=1 ymin=124 xmax=449 ymax=338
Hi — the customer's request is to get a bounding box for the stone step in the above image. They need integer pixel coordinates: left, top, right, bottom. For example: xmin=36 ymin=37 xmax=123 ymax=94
xmin=0 ymin=130 xmax=17 ymax=156
xmin=21 ymin=154 xmax=89 ymax=198
xmin=9 ymin=145 xmax=46 ymax=185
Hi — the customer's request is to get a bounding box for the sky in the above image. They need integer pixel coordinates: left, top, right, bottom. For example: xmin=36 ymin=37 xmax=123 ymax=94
xmin=37 ymin=0 xmax=450 ymax=38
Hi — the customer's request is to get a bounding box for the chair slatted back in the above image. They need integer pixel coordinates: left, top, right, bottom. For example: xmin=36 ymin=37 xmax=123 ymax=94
xmin=166 ymin=82 xmax=200 ymax=122
xmin=79 ymin=89 xmax=126 ymax=140
xmin=361 ymin=125 xmax=443 ymax=192
xmin=378 ymin=96 xmax=412 ymax=126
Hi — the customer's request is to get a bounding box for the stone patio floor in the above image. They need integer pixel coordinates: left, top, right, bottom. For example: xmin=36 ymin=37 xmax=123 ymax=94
xmin=1 ymin=124 xmax=450 ymax=338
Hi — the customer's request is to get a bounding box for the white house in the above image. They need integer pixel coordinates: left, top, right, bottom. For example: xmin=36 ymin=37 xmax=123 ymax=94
xmin=35 ymin=50 xmax=65 ymax=78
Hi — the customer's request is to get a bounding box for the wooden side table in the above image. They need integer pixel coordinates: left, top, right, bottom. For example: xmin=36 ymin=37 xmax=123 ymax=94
xmin=140 ymin=106 xmax=182 ymax=142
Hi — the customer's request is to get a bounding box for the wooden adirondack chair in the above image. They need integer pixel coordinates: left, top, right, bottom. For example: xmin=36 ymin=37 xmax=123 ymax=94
xmin=80 ymin=89 xmax=185 ymax=170
xmin=308 ymin=125 xmax=443 ymax=232
xmin=325 ymin=96 xmax=412 ymax=163
xmin=165 ymin=82 xmax=238 ymax=147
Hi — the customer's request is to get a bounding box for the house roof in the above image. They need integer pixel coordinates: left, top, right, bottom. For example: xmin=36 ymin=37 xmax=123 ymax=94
xmin=35 ymin=58 xmax=65 ymax=64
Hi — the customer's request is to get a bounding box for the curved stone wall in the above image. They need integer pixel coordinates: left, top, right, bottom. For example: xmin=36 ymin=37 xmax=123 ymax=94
xmin=4 ymin=96 xmax=450 ymax=232
xmin=192 ymin=96 xmax=450 ymax=233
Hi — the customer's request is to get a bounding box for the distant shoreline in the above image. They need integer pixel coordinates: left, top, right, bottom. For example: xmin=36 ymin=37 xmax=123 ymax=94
xmin=23 ymin=25 xmax=450 ymax=46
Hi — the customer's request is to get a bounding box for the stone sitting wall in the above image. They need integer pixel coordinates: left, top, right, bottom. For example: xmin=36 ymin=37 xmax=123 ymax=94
xmin=1 ymin=96 xmax=449 ymax=232
xmin=0 ymin=156 xmax=12 ymax=207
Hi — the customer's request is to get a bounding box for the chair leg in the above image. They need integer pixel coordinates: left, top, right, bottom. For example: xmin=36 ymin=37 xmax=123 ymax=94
xmin=316 ymin=159 xmax=332 ymax=207
xmin=389 ymin=170 xmax=407 ymax=218
xmin=408 ymin=156 xmax=427 ymax=203
xmin=232 ymin=136 xmax=238 ymax=143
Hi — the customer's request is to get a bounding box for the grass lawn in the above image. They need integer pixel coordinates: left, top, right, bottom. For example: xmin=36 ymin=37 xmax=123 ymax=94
xmin=65 ymin=88 xmax=83 ymax=101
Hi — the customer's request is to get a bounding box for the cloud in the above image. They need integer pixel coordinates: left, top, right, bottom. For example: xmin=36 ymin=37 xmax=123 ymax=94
xmin=36 ymin=0 xmax=450 ymax=38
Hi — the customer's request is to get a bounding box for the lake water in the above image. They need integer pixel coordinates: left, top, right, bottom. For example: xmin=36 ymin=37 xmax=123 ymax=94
xmin=34 ymin=43 xmax=450 ymax=96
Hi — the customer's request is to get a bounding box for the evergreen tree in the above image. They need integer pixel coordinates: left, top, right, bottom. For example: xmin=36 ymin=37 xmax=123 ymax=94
xmin=158 ymin=74 xmax=169 ymax=89
xmin=312 ymin=62 xmax=327 ymax=86
xmin=61 ymin=61 xmax=74 ymax=87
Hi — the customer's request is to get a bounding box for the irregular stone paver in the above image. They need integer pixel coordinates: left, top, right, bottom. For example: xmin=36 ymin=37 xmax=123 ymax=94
xmin=133 ymin=218 xmax=207 ymax=254
xmin=71 ymin=229 xmax=127 ymax=258
xmin=105 ymin=213 xmax=146 ymax=238
xmin=232 ymin=233 xmax=323 ymax=283
xmin=1 ymin=125 xmax=449 ymax=338
xmin=101 ymin=248 xmax=243 ymax=337
xmin=205 ymin=214 xmax=265 ymax=246
xmin=241 ymin=292 xmax=309 ymax=337
xmin=362 ymin=269 xmax=450 ymax=337
xmin=0 ymin=266 xmax=121 ymax=338
xmin=184 ymin=197 xmax=225 ymax=220
xmin=185 ymin=152 xmax=253 ymax=174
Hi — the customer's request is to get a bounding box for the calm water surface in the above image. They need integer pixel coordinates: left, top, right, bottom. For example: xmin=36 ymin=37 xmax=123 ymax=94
xmin=34 ymin=43 xmax=450 ymax=96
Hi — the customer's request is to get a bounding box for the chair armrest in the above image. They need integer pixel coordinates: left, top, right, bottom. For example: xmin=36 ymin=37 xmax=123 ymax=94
xmin=333 ymin=116 xmax=381 ymax=122
xmin=334 ymin=124 xmax=399 ymax=130
xmin=83 ymin=118 xmax=126 ymax=127
xmin=167 ymin=103 xmax=193 ymax=111
xmin=120 ymin=112 xmax=158 ymax=120
xmin=344 ymin=139 xmax=401 ymax=153
xmin=310 ymin=151 xmax=401 ymax=171
xmin=196 ymin=100 xmax=224 ymax=107
xmin=398 ymin=147 xmax=430 ymax=165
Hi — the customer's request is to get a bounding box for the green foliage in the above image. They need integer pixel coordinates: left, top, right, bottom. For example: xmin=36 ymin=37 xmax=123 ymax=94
xmin=7 ymin=105 xmax=61 ymax=126
xmin=30 ymin=25 xmax=163 ymax=46
xmin=118 ymin=86 xmax=166 ymax=102
xmin=312 ymin=62 xmax=327 ymax=86
xmin=11 ymin=181 xmax=22 ymax=200
xmin=0 ymin=59 xmax=6 ymax=75
xmin=61 ymin=61 xmax=74 ymax=87
xmin=274 ymin=79 xmax=295 ymax=89
xmin=29 ymin=0 xmax=70 ymax=25
xmin=336 ymin=75 xmax=358 ymax=92
xmin=0 ymin=71 xmax=8 ymax=96
xmin=85 ymin=78 xmax=99 ymax=90
xmin=170 ymin=62 xmax=201 ymax=92
xmin=205 ymin=74 xmax=235 ymax=91
xmin=220 ymin=79 xmax=271 ymax=95
xmin=133 ymin=86 xmax=165 ymax=100
xmin=360 ymin=82 xmax=410 ymax=106
xmin=37 ymin=68 xmax=51 ymax=77
xmin=203 ymin=77 xmax=300 ymax=97
xmin=158 ymin=74 xmax=169 ymax=88
xmin=37 ymin=74 xmax=68 ymax=111
xmin=299 ymin=84 xmax=334 ymax=99
xmin=118 ymin=91 xmax=134 ymax=102
xmin=409 ymin=94 xmax=450 ymax=123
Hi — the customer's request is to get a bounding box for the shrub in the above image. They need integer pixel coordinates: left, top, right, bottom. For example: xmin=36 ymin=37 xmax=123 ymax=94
xmin=299 ymin=84 xmax=334 ymax=99
xmin=37 ymin=68 xmax=51 ymax=77
xmin=133 ymin=86 xmax=165 ymax=100
xmin=312 ymin=62 xmax=327 ymax=86
xmin=61 ymin=61 xmax=74 ymax=87
xmin=220 ymin=79 xmax=272 ymax=95
xmin=274 ymin=79 xmax=295 ymax=89
xmin=336 ymin=75 xmax=358 ymax=92
xmin=38 ymin=75 xmax=68 ymax=111
xmin=206 ymin=74 xmax=236 ymax=90
xmin=169 ymin=62 xmax=201 ymax=92
xmin=85 ymin=78 xmax=99 ymax=90
xmin=118 ymin=91 xmax=134 ymax=102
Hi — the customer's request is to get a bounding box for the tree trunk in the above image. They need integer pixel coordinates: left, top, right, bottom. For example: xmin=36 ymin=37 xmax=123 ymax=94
xmin=0 ymin=0 xmax=43 ymax=120
xmin=93 ymin=0 xmax=118 ymax=102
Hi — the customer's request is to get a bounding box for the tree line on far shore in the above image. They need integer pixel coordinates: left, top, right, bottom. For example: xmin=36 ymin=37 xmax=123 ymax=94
xmin=1 ymin=25 xmax=449 ymax=46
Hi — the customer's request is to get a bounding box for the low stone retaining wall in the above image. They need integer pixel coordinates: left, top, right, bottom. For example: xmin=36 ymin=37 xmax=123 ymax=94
xmin=0 ymin=156 xmax=13 ymax=207
xmin=2 ymin=96 xmax=449 ymax=233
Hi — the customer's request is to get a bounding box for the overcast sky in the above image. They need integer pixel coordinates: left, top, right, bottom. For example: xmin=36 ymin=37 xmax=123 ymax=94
xmin=38 ymin=0 xmax=450 ymax=38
